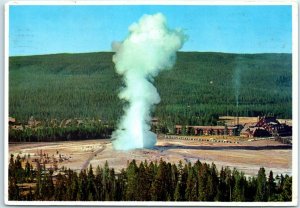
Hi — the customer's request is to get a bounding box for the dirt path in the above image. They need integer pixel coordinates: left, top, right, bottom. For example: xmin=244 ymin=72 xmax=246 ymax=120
xmin=81 ymin=144 xmax=106 ymax=170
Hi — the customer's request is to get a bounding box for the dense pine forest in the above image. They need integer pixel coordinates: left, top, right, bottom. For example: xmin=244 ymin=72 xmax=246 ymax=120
xmin=9 ymin=52 xmax=292 ymax=141
xmin=9 ymin=52 xmax=292 ymax=122
xmin=9 ymin=155 xmax=292 ymax=202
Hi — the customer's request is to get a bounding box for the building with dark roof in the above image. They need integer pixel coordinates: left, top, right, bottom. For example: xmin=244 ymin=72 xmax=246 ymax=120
xmin=175 ymin=125 xmax=238 ymax=136
xmin=240 ymin=116 xmax=292 ymax=138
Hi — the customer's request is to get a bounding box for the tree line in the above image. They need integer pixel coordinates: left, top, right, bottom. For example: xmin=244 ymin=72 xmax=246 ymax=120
xmin=9 ymin=154 xmax=292 ymax=202
xmin=9 ymin=124 xmax=114 ymax=142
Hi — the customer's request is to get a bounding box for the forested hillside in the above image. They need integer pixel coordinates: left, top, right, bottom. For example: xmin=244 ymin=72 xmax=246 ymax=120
xmin=9 ymin=52 xmax=292 ymax=126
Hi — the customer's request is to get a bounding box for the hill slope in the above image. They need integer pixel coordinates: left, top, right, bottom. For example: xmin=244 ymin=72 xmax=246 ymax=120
xmin=9 ymin=52 xmax=292 ymax=125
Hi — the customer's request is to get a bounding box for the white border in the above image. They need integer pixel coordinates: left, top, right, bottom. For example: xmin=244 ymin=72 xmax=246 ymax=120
xmin=4 ymin=0 xmax=298 ymax=206
xmin=4 ymin=0 xmax=9 ymax=206
xmin=291 ymin=1 xmax=299 ymax=206
xmin=4 ymin=0 xmax=298 ymax=5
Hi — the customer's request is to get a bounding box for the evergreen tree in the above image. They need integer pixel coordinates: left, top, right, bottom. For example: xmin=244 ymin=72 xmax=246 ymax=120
xmin=43 ymin=171 xmax=54 ymax=200
xmin=255 ymin=167 xmax=267 ymax=201
xmin=14 ymin=155 xmax=23 ymax=183
xmin=72 ymin=171 xmax=79 ymax=200
xmin=165 ymin=162 xmax=174 ymax=200
xmin=224 ymin=167 xmax=233 ymax=201
xmin=94 ymin=165 xmax=103 ymax=200
xmin=8 ymin=180 xmax=20 ymax=200
xmin=87 ymin=164 xmax=95 ymax=200
xmin=280 ymin=175 xmax=292 ymax=201
xmin=198 ymin=163 xmax=209 ymax=201
xmin=232 ymin=168 xmax=246 ymax=201
xmin=9 ymin=154 xmax=15 ymax=180
xmin=103 ymin=161 xmax=111 ymax=200
xmin=217 ymin=167 xmax=229 ymax=201
xmin=170 ymin=163 xmax=178 ymax=200
xmin=185 ymin=164 xmax=198 ymax=201
xmin=150 ymin=159 xmax=168 ymax=201
xmin=77 ymin=170 xmax=88 ymax=201
xmin=136 ymin=162 xmax=150 ymax=201
xmin=115 ymin=168 xmax=127 ymax=201
xmin=68 ymin=170 xmax=79 ymax=201
xmin=267 ymin=171 xmax=276 ymax=201
xmin=24 ymin=160 xmax=31 ymax=181
xmin=54 ymin=173 xmax=67 ymax=201
xmin=35 ymin=161 xmax=42 ymax=199
xmin=208 ymin=163 xmax=219 ymax=201
xmin=125 ymin=160 xmax=139 ymax=200
xmin=108 ymin=168 xmax=116 ymax=200
xmin=245 ymin=176 xmax=257 ymax=201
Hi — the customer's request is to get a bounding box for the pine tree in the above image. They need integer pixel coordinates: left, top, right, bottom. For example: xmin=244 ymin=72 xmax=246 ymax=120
xmin=87 ymin=164 xmax=95 ymax=200
xmin=136 ymin=162 xmax=149 ymax=200
xmin=94 ymin=165 xmax=103 ymax=200
xmin=278 ymin=174 xmax=285 ymax=194
xmin=170 ymin=163 xmax=178 ymax=200
xmin=174 ymin=162 xmax=185 ymax=201
xmin=29 ymin=164 xmax=35 ymax=182
xmin=8 ymin=180 xmax=20 ymax=200
xmin=54 ymin=173 xmax=67 ymax=201
xmin=108 ymin=168 xmax=116 ymax=200
xmin=208 ymin=163 xmax=219 ymax=201
xmin=198 ymin=163 xmax=209 ymax=201
xmin=165 ymin=162 xmax=173 ymax=200
xmin=232 ymin=168 xmax=246 ymax=201
xmin=65 ymin=169 xmax=72 ymax=200
xmin=174 ymin=181 xmax=181 ymax=201
xmin=44 ymin=171 xmax=54 ymax=200
xmin=103 ymin=161 xmax=110 ymax=200
xmin=35 ymin=161 xmax=42 ymax=199
xmin=150 ymin=159 xmax=168 ymax=201
xmin=71 ymin=172 xmax=79 ymax=200
xmin=14 ymin=154 xmax=23 ymax=183
xmin=245 ymin=176 xmax=257 ymax=201
xmin=267 ymin=171 xmax=276 ymax=201
xmin=217 ymin=167 xmax=228 ymax=201
xmin=181 ymin=163 xmax=188 ymax=200
xmin=9 ymin=154 xmax=15 ymax=180
xmin=125 ymin=160 xmax=139 ymax=200
xmin=185 ymin=165 xmax=198 ymax=201
xmin=77 ymin=170 xmax=88 ymax=201
xmin=255 ymin=167 xmax=267 ymax=201
xmin=24 ymin=160 xmax=31 ymax=181
xmin=88 ymin=192 xmax=94 ymax=201
xmin=115 ymin=168 xmax=127 ymax=201
xmin=280 ymin=175 xmax=292 ymax=201
xmin=224 ymin=166 xmax=233 ymax=201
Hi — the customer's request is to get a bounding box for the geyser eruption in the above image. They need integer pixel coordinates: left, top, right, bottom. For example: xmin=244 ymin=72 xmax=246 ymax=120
xmin=112 ymin=13 xmax=186 ymax=150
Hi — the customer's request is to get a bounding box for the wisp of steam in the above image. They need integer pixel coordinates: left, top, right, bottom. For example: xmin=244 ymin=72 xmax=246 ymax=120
xmin=111 ymin=13 xmax=186 ymax=150
xmin=234 ymin=65 xmax=241 ymax=107
xmin=233 ymin=58 xmax=242 ymax=125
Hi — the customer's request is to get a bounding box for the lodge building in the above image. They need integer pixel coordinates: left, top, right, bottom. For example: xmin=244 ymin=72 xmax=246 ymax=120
xmin=175 ymin=125 xmax=238 ymax=136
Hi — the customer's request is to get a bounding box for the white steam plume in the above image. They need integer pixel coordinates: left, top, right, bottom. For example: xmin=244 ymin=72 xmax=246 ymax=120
xmin=112 ymin=13 xmax=186 ymax=150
